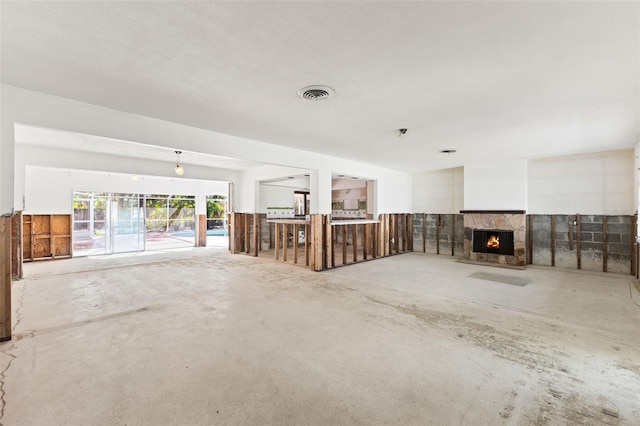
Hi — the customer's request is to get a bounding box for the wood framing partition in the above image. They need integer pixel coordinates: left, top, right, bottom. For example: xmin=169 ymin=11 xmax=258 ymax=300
xmin=229 ymin=213 xmax=413 ymax=271
xmin=22 ymin=214 xmax=72 ymax=261
xmin=11 ymin=212 xmax=23 ymax=279
xmin=1 ymin=215 xmax=11 ymax=341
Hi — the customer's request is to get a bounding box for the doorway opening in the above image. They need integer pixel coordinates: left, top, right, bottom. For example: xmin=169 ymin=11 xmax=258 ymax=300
xmin=73 ymin=192 xmax=200 ymax=256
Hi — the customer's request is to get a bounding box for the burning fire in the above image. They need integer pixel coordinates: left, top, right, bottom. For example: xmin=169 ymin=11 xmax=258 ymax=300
xmin=487 ymin=235 xmax=500 ymax=249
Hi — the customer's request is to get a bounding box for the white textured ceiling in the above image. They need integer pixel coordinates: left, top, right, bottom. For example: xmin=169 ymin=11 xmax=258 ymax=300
xmin=15 ymin=125 xmax=261 ymax=171
xmin=2 ymin=1 xmax=638 ymax=172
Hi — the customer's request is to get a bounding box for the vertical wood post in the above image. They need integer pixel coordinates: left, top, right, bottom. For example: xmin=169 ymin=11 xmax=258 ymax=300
xmin=372 ymin=223 xmax=378 ymax=259
xmin=253 ymin=214 xmax=260 ymax=256
xmin=352 ymin=224 xmax=358 ymax=262
xmin=269 ymin=221 xmax=273 ymax=249
xmin=293 ymin=224 xmax=299 ymax=263
xmin=394 ymin=214 xmax=400 ymax=254
xmin=364 ymin=223 xmax=370 ymax=260
xmin=235 ymin=214 xmax=242 ymax=253
xmin=387 ymin=214 xmax=393 ymax=254
xmin=244 ymin=214 xmax=250 ymax=254
xmin=274 ymin=223 xmax=280 ymax=260
xmin=282 ymin=223 xmax=288 ymax=262
xmin=342 ymin=225 xmax=348 ymax=265
xmin=550 ymin=215 xmax=555 ymax=267
xmin=632 ymin=214 xmax=638 ymax=277
xmin=568 ymin=216 xmax=574 ymax=251
xmin=311 ymin=215 xmax=325 ymax=271
xmin=526 ymin=215 xmax=532 ymax=265
xmin=304 ymin=224 xmax=310 ymax=266
xmin=381 ymin=215 xmax=389 ymax=256
xmin=436 ymin=214 xmax=441 ymax=255
xmin=602 ymin=216 xmax=607 ymax=272
xmin=408 ymin=214 xmax=414 ymax=252
xmin=451 ymin=214 xmax=455 ymax=256
xmin=330 ymin=224 xmax=336 ymax=268
xmin=576 ymin=214 xmax=581 ymax=270
xmin=11 ymin=212 xmax=23 ymax=279
xmin=1 ymin=216 xmax=12 ymax=341
xmin=422 ymin=213 xmax=426 ymax=253
xmin=325 ymin=219 xmax=332 ymax=269
xmin=402 ymin=215 xmax=407 ymax=252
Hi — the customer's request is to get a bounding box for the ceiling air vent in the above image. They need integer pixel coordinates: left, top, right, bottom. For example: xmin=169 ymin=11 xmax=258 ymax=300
xmin=298 ymin=85 xmax=335 ymax=101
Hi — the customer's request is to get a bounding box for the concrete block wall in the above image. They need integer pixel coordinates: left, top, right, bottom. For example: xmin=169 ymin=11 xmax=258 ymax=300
xmin=528 ymin=214 xmax=634 ymax=274
xmin=412 ymin=213 xmax=465 ymax=256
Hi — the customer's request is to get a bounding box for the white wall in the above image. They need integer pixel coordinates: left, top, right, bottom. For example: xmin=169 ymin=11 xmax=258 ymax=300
xmin=528 ymin=149 xmax=634 ymax=214
xmin=464 ymin=159 xmax=528 ymax=211
xmin=412 ymin=167 xmax=463 ymax=213
xmin=24 ymin=166 xmax=228 ymax=215
xmin=258 ymin=185 xmax=295 ymax=211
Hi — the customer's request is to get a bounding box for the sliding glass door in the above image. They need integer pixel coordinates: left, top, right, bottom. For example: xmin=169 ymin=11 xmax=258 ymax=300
xmin=73 ymin=192 xmax=144 ymax=256
xmin=110 ymin=194 xmax=144 ymax=254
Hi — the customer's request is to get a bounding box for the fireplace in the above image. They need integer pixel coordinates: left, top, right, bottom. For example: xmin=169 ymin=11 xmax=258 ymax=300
xmin=473 ymin=229 xmax=514 ymax=256
xmin=462 ymin=210 xmax=526 ymax=266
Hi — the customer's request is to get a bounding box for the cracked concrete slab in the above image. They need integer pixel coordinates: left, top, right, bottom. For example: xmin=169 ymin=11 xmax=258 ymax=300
xmin=1 ymin=249 xmax=639 ymax=425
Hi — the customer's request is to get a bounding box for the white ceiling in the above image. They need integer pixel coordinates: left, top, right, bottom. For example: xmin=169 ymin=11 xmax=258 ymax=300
xmin=2 ymin=1 xmax=638 ymax=173
xmin=15 ymin=125 xmax=261 ymax=171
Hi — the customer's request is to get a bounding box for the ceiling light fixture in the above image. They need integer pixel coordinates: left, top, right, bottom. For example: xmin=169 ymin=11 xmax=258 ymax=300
xmin=439 ymin=149 xmax=457 ymax=154
xmin=174 ymin=150 xmax=184 ymax=176
xmin=396 ymin=128 xmax=408 ymax=138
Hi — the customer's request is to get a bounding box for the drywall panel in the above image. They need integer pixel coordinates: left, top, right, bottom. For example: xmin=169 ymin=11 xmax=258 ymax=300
xmin=412 ymin=167 xmax=463 ymax=213
xmin=528 ymin=150 xmax=633 ymax=214
xmin=464 ymin=160 xmax=528 ymax=211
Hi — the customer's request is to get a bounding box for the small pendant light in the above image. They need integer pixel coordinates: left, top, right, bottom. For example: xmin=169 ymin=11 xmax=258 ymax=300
xmin=174 ymin=150 xmax=184 ymax=176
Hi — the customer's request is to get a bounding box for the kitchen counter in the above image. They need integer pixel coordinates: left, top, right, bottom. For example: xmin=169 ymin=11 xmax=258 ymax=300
xmin=330 ymin=219 xmax=379 ymax=225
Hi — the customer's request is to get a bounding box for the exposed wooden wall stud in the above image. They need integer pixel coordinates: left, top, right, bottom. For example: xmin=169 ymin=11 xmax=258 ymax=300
xmin=436 ymin=214 xmax=441 ymax=255
xmin=602 ymin=216 xmax=607 ymax=272
xmin=550 ymin=215 xmax=555 ymax=267
xmin=422 ymin=213 xmax=426 ymax=253
xmin=1 ymin=216 xmax=12 ymax=341
xmin=451 ymin=214 xmax=455 ymax=256
xmin=576 ymin=214 xmax=581 ymax=270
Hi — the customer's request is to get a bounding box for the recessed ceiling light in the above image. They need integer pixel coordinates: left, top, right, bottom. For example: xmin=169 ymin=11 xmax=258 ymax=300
xmin=288 ymin=176 xmax=294 ymax=179
xmin=439 ymin=149 xmax=457 ymax=154
xmin=338 ymin=174 xmax=345 ymax=178
xmin=298 ymin=85 xmax=335 ymax=101
xmin=351 ymin=177 xmax=359 ymax=179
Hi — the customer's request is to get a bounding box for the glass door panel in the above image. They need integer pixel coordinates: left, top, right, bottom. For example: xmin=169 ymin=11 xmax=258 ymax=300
xmin=110 ymin=193 xmax=143 ymax=254
xmin=73 ymin=192 xmax=108 ymax=256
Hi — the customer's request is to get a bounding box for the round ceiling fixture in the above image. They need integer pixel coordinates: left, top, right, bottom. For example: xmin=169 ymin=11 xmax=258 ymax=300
xmin=439 ymin=149 xmax=457 ymax=154
xmin=297 ymin=85 xmax=335 ymax=101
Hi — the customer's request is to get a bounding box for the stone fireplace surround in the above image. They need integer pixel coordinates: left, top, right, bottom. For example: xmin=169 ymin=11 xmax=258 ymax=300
xmin=462 ymin=210 xmax=526 ymax=266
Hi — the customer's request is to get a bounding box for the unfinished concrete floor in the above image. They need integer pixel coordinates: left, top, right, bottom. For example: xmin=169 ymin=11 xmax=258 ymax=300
xmin=2 ymin=249 xmax=639 ymax=425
